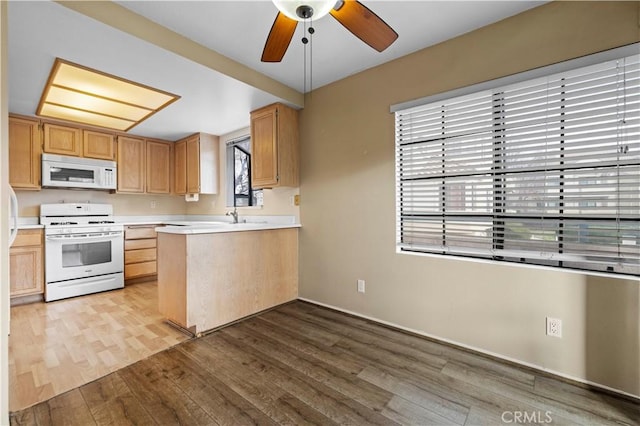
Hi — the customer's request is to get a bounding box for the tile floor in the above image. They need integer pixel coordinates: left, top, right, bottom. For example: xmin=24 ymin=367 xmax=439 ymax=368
xmin=8 ymin=281 xmax=190 ymax=411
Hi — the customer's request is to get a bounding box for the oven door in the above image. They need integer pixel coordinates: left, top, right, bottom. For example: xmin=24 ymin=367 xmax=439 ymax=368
xmin=45 ymin=230 xmax=124 ymax=283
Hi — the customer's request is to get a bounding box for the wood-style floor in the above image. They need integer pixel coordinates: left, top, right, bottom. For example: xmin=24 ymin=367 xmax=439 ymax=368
xmin=10 ymin=300 xmax=639 ymax=425
xmin=9 ymin=282 xmax=190 ymax=412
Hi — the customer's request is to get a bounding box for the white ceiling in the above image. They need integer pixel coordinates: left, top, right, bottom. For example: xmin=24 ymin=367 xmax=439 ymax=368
xmin=8 ymin=1 xmax=546 ymax=141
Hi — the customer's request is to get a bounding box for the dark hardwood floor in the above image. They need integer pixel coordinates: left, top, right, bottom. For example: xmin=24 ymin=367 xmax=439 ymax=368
xmin=10 ymin=301 xmax=640 ymax=425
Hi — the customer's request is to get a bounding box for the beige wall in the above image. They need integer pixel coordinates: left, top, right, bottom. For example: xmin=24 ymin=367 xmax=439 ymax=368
xmin=299 ymin=1 xmax=640 ymax=398
xmin=16 ymin=127 xmax=300 ymax=220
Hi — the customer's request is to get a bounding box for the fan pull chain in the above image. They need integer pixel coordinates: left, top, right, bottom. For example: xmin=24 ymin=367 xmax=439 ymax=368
xmin=302 ymin=20 xmax=307 ymax=94
xmin=301 ymin=20 xmax=315 ymax=94
xmin=309 ymin=25 xmax=314 ymax=93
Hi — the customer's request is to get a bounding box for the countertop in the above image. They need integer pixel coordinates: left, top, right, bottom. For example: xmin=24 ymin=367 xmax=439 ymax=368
xmin=17 ymin=224 xmax=44 ymax=229
xmin=156 ymin=222 xmax=301 ymax=234
xmin=18 ymin=215 xmax=300 ymax=232
xmin=16 ymin=218 xmax=44 ymax=229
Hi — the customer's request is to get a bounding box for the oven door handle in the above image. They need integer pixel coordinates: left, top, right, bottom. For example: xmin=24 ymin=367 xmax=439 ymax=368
xmin=46 ymin=232 xmax=123 ymax=242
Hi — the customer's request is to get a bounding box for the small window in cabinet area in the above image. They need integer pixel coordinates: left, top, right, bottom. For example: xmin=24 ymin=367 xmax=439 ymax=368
xmin=226 ymin=137 xmax=262 ymax=207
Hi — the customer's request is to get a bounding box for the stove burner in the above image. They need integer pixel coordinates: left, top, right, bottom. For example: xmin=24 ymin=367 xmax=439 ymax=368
xmin=88 ymin=220 xmax=115 ymax=224
xmin=50 ymin=221 xmax=79 ymax=226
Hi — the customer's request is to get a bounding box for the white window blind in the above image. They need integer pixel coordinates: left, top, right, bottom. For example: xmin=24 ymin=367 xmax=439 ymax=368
xmin=395 ymin=50 xmax=640 ymax=276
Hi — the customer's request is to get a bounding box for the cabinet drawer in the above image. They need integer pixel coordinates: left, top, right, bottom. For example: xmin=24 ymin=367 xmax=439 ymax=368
xmin=125 ymin=239 xmax=157 ymax=250
xmin=125 ymin=261 xmax=156 ymax=279
xmin=125 ymin=248 xmax=156 ymax=264
xmin=13 ymin=229 xmax=42 ymax=247
xmin=125 ymin=227 xmax=157 ymax=239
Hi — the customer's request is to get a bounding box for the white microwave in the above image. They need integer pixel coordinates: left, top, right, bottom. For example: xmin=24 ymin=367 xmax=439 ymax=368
xmin=42 ymin=153 xmax=117 ymax=190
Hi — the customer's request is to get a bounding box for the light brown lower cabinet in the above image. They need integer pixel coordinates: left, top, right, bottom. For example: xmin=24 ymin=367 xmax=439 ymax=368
xmin=157 ymin=228 xmax=298 ymax=334
xmin=10 ymin=229 xmax=44 ymax=299
xmin=124 ymin=225 xmax=159 ymax=281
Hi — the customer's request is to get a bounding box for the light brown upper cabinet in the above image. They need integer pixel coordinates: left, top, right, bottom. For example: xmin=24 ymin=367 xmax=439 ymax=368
xmin=174 ymin=139 xmax=187 ymax=195
xmin=43 ymin=123 xmax=83 ymax=156
xmin=117 ymin=136 xmax=146 ymax=193
xmin=83 ymin=130 xmax=115 ymax=160
xmin=250 ymin=103 xmax=299 ymax=189
xmin=44 ymin=123 xmax=116 ymax=160
xmin=9 ymin=116 xmax=41 ymax=190
xmin=173 ymin=133 xmax=219 ymax=195
xmin=146 ymin=139 xmax=172 ymax=194
xmin=185 ymin=135 xmax=200 ymax=194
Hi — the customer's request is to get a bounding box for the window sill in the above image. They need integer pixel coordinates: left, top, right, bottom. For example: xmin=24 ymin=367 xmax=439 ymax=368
xmin=226 ymin=205 xmax=263 ymax=210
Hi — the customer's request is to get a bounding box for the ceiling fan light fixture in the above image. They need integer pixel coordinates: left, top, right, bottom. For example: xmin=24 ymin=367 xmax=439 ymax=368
xmin=272 ymin=0 xmax=336 ymax=21
xmin=262 ymin=0 xmax=398 ymax=63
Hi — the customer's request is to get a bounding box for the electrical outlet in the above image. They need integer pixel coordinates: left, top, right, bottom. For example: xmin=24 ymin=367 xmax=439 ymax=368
xmin=150 ymin=200 xmax=157 ymax=209
xmin=546 ymin=317 xmax=562 ymax=338
xmin=357 ymin=279 xmax=365 ymax=293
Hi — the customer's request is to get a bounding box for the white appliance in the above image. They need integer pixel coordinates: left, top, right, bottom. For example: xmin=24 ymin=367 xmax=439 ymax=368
xmin=42 ymin=154 xmax=117 ymax=190
xmin=8 ymin=185 xmax=18 ymax=247
xmin=40 ymin=203 xmax=124 ymax=302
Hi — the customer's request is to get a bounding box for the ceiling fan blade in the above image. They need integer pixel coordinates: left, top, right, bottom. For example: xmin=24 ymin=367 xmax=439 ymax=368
xmin=330 ymin=0 xmax=398 ymax=52
xmin=261 ymin=12 xmax=298 ymax=62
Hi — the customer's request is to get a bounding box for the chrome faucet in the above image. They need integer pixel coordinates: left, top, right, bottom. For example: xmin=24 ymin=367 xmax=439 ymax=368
xmin=226 ymin=208 xmax=239 ymax=224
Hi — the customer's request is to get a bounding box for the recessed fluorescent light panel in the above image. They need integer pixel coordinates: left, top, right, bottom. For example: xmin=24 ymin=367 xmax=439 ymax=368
xmin=37 ymin=58 xmax=180 ymax=131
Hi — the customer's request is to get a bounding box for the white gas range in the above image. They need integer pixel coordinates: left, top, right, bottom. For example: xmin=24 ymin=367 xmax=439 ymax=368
xmin=40 ymin=203 xmax=124 ymax=302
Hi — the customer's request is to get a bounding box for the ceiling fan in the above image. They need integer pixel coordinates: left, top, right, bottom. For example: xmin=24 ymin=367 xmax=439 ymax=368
xmin=262 ymin=0 xmax=398 ymax=62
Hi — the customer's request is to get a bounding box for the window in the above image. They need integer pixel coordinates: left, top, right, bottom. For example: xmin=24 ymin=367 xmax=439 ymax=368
xmin=226 ymin=137 xmax=262 ymax=207
xmin=394 ymin=46 xmax=639 ymax=276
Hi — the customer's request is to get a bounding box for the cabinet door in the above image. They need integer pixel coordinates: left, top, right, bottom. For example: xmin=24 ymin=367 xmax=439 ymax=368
xmin=43 ymin=123 xmax=82 ymax=156
xmin=174 ymin=140 xmax=187 ymax=195
xmin=83 ymin=130 xmax=115 ymax=160
xmin=146 ymin=140 xmax=171 ymax=194
xmin=117 ymin=136 xmax=145 ymax=193
xmin=186 ymin=136 xmax=200 ymax=194
xmin=9 ymin=117 xmax=41 ymax=189
xmin=251 ymin=107 xmax=279 ymax=188
xmin=10 ymin=246 xmax=43 ymax=297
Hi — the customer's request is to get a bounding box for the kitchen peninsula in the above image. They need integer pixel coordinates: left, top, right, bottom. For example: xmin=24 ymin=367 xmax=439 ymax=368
xmin=156 ymin=223 xmax=299 ymax=335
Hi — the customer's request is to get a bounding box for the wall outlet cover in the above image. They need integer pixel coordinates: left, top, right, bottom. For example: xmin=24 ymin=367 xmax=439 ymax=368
xmin=546 ymin=317 xmax=562 ymax=338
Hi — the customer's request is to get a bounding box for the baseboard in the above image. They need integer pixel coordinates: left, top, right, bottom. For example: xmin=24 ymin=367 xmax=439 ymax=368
xmin=125 ymin=275 xmax=157 ymax=286
xmin=10 ymin=293 xmax=44 ymax=306
xmin=297 ymin=297 xmax=640 ymax=402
